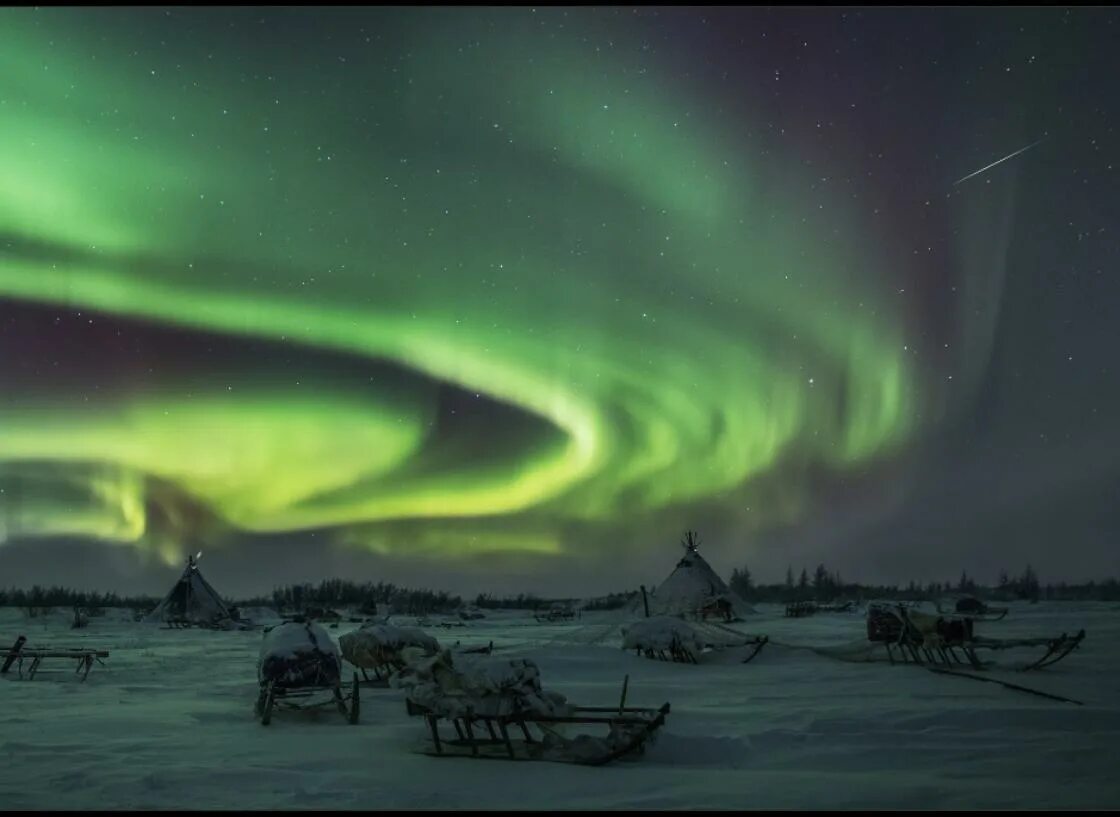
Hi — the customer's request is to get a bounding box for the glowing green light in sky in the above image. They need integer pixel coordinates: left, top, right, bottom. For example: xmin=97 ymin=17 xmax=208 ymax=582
xmin=0 ymin=9 xmax=917 ymax=560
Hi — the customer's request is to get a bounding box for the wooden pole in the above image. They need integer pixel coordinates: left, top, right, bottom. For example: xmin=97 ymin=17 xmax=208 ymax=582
xmin=2 ymin=635 xmax=26 ymax=674
xmin=927 ymin=666 xmax=1084 ymax=705
xmin=640 ymin=585 xmax=650 ymax=618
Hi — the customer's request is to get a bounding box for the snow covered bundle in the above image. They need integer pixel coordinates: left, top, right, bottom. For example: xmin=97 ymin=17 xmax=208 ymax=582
xmin=258 ymin=621 xmax=342 ymax=689
xmin=621 ymin=616 xmax=708 ymax=654
xmin=338 ymin=623 xmax=440 ymax=671
xmin=391 ymin=649 xmax=573 ymax=719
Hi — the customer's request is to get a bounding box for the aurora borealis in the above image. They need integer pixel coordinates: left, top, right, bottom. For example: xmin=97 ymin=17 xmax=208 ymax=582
xmin=2 ymin=8 xmax=1117 ymax=595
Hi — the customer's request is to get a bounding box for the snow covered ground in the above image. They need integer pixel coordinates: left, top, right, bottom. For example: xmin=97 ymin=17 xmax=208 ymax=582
xmin=1 ymin=602 xmax=1118 ymax=809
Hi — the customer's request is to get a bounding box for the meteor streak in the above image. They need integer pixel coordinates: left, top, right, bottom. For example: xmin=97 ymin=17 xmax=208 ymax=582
xmin=953 ymin=137 xmax=1048 ymax=186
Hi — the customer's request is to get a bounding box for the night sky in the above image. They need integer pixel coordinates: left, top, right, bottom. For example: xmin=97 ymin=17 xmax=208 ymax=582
xmin=1 ymin=7 xmax=1116 ymax=597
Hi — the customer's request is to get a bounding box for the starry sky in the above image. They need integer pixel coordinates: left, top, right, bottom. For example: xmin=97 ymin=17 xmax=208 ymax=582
xmin=1 ymin=7 xmax=1117 ymax=598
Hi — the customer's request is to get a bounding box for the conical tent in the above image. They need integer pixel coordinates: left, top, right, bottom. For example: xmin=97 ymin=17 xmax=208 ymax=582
xmin=634 ymin=532 xmax=756 ymax=620
xmin=146 ymin=555 xmax=232 ymax=625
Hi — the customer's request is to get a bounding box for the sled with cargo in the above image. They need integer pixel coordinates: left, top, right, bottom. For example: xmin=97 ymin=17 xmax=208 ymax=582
xmin=785 ymin=601 xmax=817 ymax=618
xmin=255 ymin=620 xmax=359 ymax=725
xmin=534 ymin=604 xmax=577 ymax=623
xmin=394 ymin=650 xmax=670 ymax=764
xmin=621 ymin=616 xmax=768 ymax=665
xmin=866 ymin=602 xmax=1084 ymax=671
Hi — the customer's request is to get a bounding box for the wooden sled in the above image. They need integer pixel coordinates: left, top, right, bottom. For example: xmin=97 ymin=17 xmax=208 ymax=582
xmin=632 ymin=635 xmax=768 ymax=665
xmin=534 ymin=609 xmax=577 ymax=623
xmin=634 ymin=643 xmax=700 ymax=664
xmin=257 ymin=621 xmax=360 ymax=724
xmin=785 ymin=602 xmax=817 ymax=618
xmin=786 ymin=600 xmax=855 ymax=616
xmin=405 ymin=697 xmax=671 ymax=765
xmin=255 ymin=672 xmax=360 ymax=725
xmin=868 ymin=604 xmax=1084 ymax=672
xmin=354 ymin=666 xmax=391 ymax=688
xmin=2 ymin=635 xmax=109 ymax=681
xmin=625 ymin=617 xmax=769 ymax=665
xmin=350 ymin=665 xmax=391 ymax=688
xmin=161 ymin=616 xmax=256 ymax=631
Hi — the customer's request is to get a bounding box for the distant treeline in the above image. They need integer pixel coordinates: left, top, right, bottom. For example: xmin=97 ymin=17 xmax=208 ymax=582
xmin=472 ymin=593 xmax=578 ymax=611
xmin=259 ymin=580 xmax=463 ymax=616
xmin=728 ymin=563 xmax=1120 ymax=603
xmin=0 ymin=581 xmax=638 ymax=615
xmin=581 ymin=590 xmax=641 ymax=611
xmin=4 ymin=565 xmax=1118 ymax=615
xmin=0 ymin=580 xmax=463 ymax=616
xmin=0 ymin=586 xmax=159 ymax=612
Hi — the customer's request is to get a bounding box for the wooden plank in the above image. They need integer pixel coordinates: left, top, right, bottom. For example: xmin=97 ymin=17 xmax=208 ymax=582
xmin=14 ymin=649 xmax=109 ymax=659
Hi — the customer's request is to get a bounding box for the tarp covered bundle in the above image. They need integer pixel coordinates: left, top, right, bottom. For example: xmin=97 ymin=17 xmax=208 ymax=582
xmin=339 ymin=624 xmax=440 ymax=671
xmin=622 ymin=616 xmax=706 ymax=654
xmin=906 ymin=609 xmax=974 ymax=644
xmin=391 ymin=649 xmax=572 ymax=719
xmin=258 ymin=621 xmax=341 ymax=689
xmin=866 ymin=603 xmax=974 ymax=645
xmin=955 ymin=596 xmax=986 ymax=615
xmin=145 ymin=555 xmax=233 ymax=627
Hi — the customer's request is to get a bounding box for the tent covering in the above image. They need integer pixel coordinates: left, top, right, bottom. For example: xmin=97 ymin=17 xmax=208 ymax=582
xmin=634 ymin=533 xmax=756 ymax=620
xmin=145 ymin=555 xmax=233 ymax=626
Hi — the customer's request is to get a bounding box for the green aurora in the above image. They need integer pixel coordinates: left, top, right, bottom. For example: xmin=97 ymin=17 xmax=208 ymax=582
xmin=0 ymin=9 xmax=918 ymax=565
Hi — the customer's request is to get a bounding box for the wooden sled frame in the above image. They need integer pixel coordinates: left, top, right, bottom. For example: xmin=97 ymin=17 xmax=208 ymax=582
xmin=633 ymin=635 xmax=768 ymax=665
xmin=348 ymin=651 xmax=398 ymax=688
xmin=935 ymin=601 xmax=1009 ymax=622
xmin=162 ymin=618 xmax=207 ymax=630
xmin=534 ymin=610 xmax=577 ymax=623
xmin=255 ymin=671 xmax=361 ymax=725
xmin=871 ymin=606 xmax=1085 ymax=672
xmin=406 ymin=698 xmax=671 ymax=765
xmin=786 ymin=602 xmax=816 ymax=618
xmin=2 ymin=635 xmax=109 ymax=682
xmin=787 ymin=601 xmax=854 ymax=616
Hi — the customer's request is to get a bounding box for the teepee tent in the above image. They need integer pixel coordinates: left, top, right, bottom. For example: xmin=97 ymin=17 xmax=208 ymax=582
xmin=146 ymin=554 xmax=233 ymax=626
xmin=636 ymin=531 xmax=756 ymax=620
